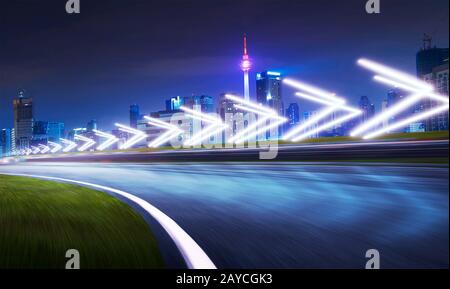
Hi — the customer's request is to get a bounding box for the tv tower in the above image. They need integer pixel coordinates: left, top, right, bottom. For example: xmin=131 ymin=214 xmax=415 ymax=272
xmin=240 ymin=35 xmax=252 ymax=101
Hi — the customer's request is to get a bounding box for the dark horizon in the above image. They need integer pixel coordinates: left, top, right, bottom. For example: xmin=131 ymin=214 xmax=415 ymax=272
xmin=1 ymin=0 xmax=448 ymax=131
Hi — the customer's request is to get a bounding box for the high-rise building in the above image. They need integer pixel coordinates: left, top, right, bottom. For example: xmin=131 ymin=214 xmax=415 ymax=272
xmin=415 ymin=36 xmax=449 ymax=131
xmin=86 ymin=119 xmax=97 ymax=132
xmin=32 ymin=121 xmax=49 ymax=145
xmin=31 ymin=121 xmax=65 ymax=145
xmin=166 ymin=96 xmax=184 ymax=111
xmin=218 ymin=93 xmax=239 ymax=119
xmin=13 ymin=90 xmax=33 ymax=149
xmin=0 ymin=128 xmax=14 ymax=157
xmin=183 ymin=95 xmax=214 ymax=113
xmin=358 ymin=96 xmax=375 ymax=124
xmin=416 ymin=35 xmax=449 ymax=77
xmin=130 ymin=104 xmax=140 ymax=128
xmin=303 ymin=111 xmax=319 ymax=139
xmin=47 ymin=122 xmax=65 ymax=142
xmin=240 ymin=35 xmax=252 ymax=101
xmin=285 ymin=103 xmax=300 ymax=131
xmin=256 ymin=70 xmax=284 ymax=137
xmin=256 ymin=71 xmax=283 ymax=115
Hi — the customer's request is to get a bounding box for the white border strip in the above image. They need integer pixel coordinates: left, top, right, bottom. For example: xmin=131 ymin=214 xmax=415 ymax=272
xmin=1 ymin=173 xmax=216 ymax=269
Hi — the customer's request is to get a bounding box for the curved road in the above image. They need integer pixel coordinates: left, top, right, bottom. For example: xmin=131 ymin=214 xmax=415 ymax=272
xmin=0 ymin=162 xmax=448 ymax=268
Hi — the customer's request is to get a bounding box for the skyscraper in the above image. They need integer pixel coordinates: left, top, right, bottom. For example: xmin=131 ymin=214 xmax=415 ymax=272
xmin=166 ymin=96 xmax=184 ymax=111
xmin=256 ymin=70 xmax=284 ymax=137
xmin=0 ymin=128 xmax=14 ymax=157
xmin=86 ymin=119 xmax=97 ymax=132
xmin=285 ymin=103 xmax=300 ymax=131
xmin=415 ymin=36 xmax=449 ymax=131
xmin=256 ymin=71 xmax=283 ymax=115
xmin=47 ymin=122 xmax=65 ymax=142
xmin=130 ymin=104 xmax=140 ymax=128
xmin=358 ymin=96 xmax=375 ymax=124
xmin=13 ymin=90 xmax=33 ymax=149
xmin=416 ymin=35 xmax=449 ymax=77
xmin=240 ymin=35 xmax=252 ymax=101
xmin=183 ymin=95 xmax=214 ymax=113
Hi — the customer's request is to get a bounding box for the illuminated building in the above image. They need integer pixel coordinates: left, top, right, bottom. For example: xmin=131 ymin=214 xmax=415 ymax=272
xmin=130 ymin=104 xmax=140 ymax=128
xmin=285 ymin=103 xmax=300 ymax=131
xmin=13 ymin=90 xmax=33 ymax=149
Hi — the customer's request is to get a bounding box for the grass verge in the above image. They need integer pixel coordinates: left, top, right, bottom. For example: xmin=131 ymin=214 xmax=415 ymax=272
xmin=0 ymin=175 xmax=164 ymax=269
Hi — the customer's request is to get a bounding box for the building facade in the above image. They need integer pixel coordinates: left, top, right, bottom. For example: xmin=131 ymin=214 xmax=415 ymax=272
xmin=13 ymin=90 xmax=33 ymax=149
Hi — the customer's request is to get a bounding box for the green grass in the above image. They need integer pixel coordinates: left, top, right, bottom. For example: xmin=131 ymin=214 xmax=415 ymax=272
xmin=0 ymin=175 xmax=164 ymax=269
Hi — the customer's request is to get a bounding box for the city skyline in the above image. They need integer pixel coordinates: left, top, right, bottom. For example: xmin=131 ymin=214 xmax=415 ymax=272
xmin=1 ymin=0 xmax=449 ymax=131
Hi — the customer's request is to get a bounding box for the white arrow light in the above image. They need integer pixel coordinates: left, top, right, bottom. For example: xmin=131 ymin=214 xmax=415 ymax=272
xmin=180 ymin=106 xmax=228 ymax=146
xmin=225 ymin=94 xmax=287 ymax=144
xmin=60 ymin=138 xmax=78 ymax=152
xmin=31 ymin=146 xmax=40 ymax=154
xmin=48 ymin=141 xmax=62 ymax=153
xmin=94 ymin=129 xmax=119 ymax=151
xmin=75 ymin=135 xmax=96 ymax=152
xmin=352 ymin=58 xmax=449 ymax=139
xmin=38 ymin=144 xmax=50 ymax=154
xmin=144 ymin=116 xmax=184 ymax=148
xmin=115 ymin=123 xmax=147 ymax=149
xmin=283 ymin=79 xmax=361 ymax=142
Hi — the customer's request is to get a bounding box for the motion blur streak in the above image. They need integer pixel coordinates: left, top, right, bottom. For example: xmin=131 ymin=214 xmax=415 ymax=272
xmin=1 ymin=162 xmax=447 ymax=268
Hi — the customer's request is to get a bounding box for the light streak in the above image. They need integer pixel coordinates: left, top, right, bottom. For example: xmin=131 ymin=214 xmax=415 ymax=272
xmin=94 ymin=129 xmax=119 ymax=151
xmin=60 ymin=138 xmax=77 ymax=152
xmin=115 ymin=123 xmax=147 ymax=150
xmin=48 ymin=141 xmax=62 ymax=153
xmin=364 ymin=105 xmax=449 ymax=139
xmin=350 ymin=93 xmax=423 ymax=137
xmin=292 ymin=111 xmax=362 ymax=142
xmin=283 ymin=78 xmax=346 ymax=104
xmin=357 ymin=58 xmax=434 ymax=91
xmin=31 ymin=146 xmax=40 ymax=154
xmin=38 ymin=144 xmax=50 ymax=154
xmin=224 ymin=94 xmax=287 ymax=143
xmin=353 ymin=59 xmax=449 ymax=139
xmin=180 ymin=107 xmax=227 ymax=146
xmin=283 ymin=79 xmax=361 ymax=141
xmin=74 ymin=134 xmax=96 ymax=152
xmin=144 ymin=116 xmax=183 ymax=148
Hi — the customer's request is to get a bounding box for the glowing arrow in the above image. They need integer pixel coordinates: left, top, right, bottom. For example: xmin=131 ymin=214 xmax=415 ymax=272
xmin=180 ymin=106 xmax=228 ymax=146
xmin=115 ymin=123 xmax=147 ymax=149
xmin=48 ymin=141 xmax=62 ymax=153
xmin=352 ymin=58 xmax=449 ymax=139
xmin=144 ymin=116 xmax=184 ymax=148
xmin=31 ymin=146 xmax=40 ymax=154
xmin=93 ymin=129 xmax=119 ymax=151
xmin=224 ymin=94 xmax=287 ymax=144
xmin=283 ymin=79 xmax=361 ymax=142
xmin=60 ymin=138 xmax=77 ymax=152
xmin=74 ymin=134 xmax=96 ymax=152
xmin=24 ymin=148 xmax=32 ymax=155
xmin=38 ymin=144 xmax=50 ymax=154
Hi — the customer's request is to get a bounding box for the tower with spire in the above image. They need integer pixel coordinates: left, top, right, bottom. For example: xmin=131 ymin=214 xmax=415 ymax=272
xmin=240 ymin=35 xmax=252 ymax=101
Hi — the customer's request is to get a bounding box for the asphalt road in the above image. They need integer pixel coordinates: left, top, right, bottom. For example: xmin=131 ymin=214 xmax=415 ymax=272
xmin=1 ymin=162 xmax=448 ymax=268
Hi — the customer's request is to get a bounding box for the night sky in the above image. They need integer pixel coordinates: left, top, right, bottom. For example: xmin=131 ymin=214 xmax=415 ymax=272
xmin=0 ymin=0 xmax=448 ymax=131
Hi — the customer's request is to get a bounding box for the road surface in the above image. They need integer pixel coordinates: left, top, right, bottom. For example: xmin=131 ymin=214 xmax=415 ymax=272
xmin=0 ymin=162 xmax=448 ymax=268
